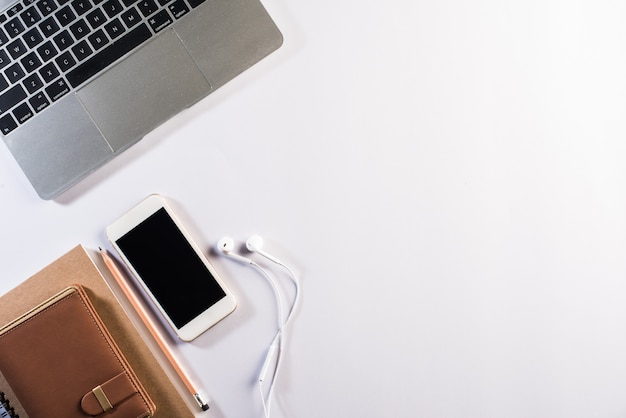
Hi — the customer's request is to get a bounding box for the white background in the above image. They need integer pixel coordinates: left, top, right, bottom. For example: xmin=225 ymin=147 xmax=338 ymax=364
xmin=2 ymin=0 xmax=626 ymax=417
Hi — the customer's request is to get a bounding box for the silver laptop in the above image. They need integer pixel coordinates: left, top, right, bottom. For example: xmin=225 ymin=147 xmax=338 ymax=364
xmin=0 ymin=0 xmax=282 ymax=199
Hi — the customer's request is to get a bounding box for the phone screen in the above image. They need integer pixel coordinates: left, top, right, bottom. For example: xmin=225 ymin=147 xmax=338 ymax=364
xmin=115 ymin=207 xmax=226 ymax=329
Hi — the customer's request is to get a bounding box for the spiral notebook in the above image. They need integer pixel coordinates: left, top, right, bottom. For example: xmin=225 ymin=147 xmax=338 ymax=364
xmin=0 ymin=391 xmax=19 ymax=418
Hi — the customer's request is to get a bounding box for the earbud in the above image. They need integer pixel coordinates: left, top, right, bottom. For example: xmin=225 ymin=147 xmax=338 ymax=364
xmin=246 ymin=235 xmax=280 ymax=264
xmin=217 ymin=236 xmax=235 ymax=252
xmin=216 ymin=237 xmax=254 ymax=265
xmin=245 ymin=234 xmax=264 ymax=252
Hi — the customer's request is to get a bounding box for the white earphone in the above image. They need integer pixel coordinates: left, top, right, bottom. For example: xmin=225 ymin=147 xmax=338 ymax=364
xmin=246 ymin=235 xmax=281 ymax=264
xmin=217 ymin=237 xmax=255 ymax=265
xmin=217 ymin=236 xmax=287 ymax=339
xmin=216 ymin=235 xmax=300 ymax=418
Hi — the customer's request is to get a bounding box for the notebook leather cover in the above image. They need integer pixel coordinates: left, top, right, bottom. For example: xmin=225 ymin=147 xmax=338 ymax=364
xmin=0 ymin=285 xmax=155 ymax=418
xmin=0 ymin=245 xmax=196 ymax=417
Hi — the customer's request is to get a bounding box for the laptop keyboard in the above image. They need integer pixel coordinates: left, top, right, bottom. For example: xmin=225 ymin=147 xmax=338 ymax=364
xmin=0 ymin=0 xmax=205 ymax=135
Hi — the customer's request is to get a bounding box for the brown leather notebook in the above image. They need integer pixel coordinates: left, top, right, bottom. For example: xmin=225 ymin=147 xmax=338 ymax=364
xmin=0 ymin=245 xmax=196 ymax=418
xmin=0 ymin=285 xmax=155 ymax=418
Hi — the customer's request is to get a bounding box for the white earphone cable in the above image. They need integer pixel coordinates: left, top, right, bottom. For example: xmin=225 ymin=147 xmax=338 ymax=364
xmin=248 ymin=262 xmax=285 ymax=418
xmin=254 ymin=261 xmax=300 ymax=418
xmin=217 ymin=236 xmax=300 ymax=418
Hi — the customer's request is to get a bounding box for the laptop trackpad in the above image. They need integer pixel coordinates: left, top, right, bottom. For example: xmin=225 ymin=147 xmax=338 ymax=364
xmin=76 ymin=29 xmax=211 ymax=151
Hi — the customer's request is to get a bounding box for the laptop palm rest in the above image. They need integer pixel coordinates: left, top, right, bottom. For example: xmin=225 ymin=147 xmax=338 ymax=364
xmin=3 ymin=94 xmax=114 ymax=200
xmin=76 ymin=29 xmax=211 ymax=152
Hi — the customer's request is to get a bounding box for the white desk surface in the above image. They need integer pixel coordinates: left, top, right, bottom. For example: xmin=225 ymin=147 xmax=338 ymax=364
xmin=2 ymin=1 xmax=626 ymax=417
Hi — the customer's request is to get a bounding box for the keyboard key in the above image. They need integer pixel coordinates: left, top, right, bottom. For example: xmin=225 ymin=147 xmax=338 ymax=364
xmin=0 ymin=84 xmax=26 ymax=114
xmin=103 ymin=0 xmax=123 ymax=17
xmin=39 ymin=61 xmax=59 ymax=82
xmin=5 ymin=62 xmax=25 ymax=83
xmin=71 ymin=39 xmax=92 ymax=60
xmin=7 ymin=37 xmax=26 ymax=59
xmin=86 ymin=8 xmax=106 ymax=28
xmin=88 ymin=28 xmax=108 ymax=50
xmin=104 ymin=18 xmax=124 ymax=39
xmin=6 ymin=4 xmax=24 ymax=17
xmin=168 ymin=0 xmax=189 ymax=19
xmin=29 ymin=91 xmax=50 ymax=112
xmin=20 ymin=6 xmax=41 ymax=27
xmin=69 ymin=18 xmax=89 ymax=39
xmin=23 ymin=72 xmax=43 ymax=93
xmin=0 ymin=74 xmax=8 ymax=91
xmin=0 ymin=28 xmax=9 ymax=47
xmin=0 ymin=50 xmax=10 ymax=70
xmin=13 ymin=102 xmax=33 ymax=123
xmin=147 ymin=9 xmax=171 ymax=33
xmin=45 ymin=77 xmax=69 ymax=101
xmin=137 ymin=0 xmax=157 ymax=17
xmin=67 ymin=23 xmax=150 ymax=87
xmin=55 ymin=5 xmax=76 ymax=26
xmin=0 ymin=113 xmax=18 ymax=134
xmin=23 ymin=26 xmax=43 ymax=48
xmin=39 ymin=16 xmax=60 ymax=37
xmin=71 ymin=0 xmax=92 ymax=15
xmin=37 ymin=40 xmax=58 ymax=61
xmin=121 ymin=7 xmax=141 ymax=27
xmin=37 ymin=0 xmax=58 ymax=16
xmin=20 ymin=51 xmax=42 ymax=73
xmin=4 ymin=17 xmax=25 ymax=37
xmin=55 ymin=51 xmax=75 ymax=71
xmin=53 ymin=29 xmax=74 ymax=50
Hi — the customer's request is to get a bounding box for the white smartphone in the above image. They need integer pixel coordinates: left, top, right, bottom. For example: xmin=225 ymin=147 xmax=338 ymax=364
xmin=106 ymin=194 xmax=237 ymax=341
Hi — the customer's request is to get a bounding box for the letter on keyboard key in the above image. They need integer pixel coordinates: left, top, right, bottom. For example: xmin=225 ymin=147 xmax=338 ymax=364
xmin=104 ymin=18 xmax=125 ymax=39
xmin=121 ymin=7 xmax=141 ymax=27
xmin=71 ymin=0 xmax=92 ymax=16
xmin=0 ymin=84 xmax=26 ymax=114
